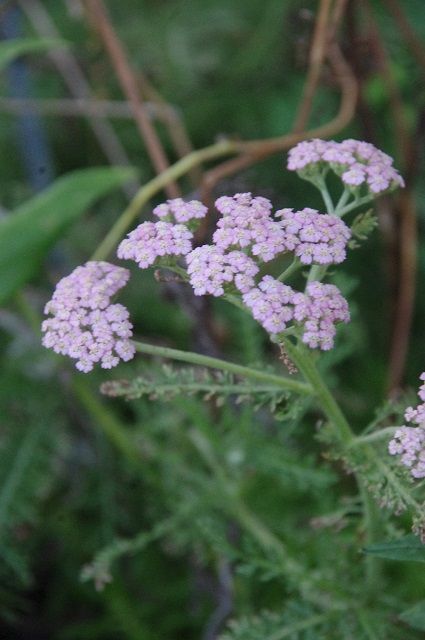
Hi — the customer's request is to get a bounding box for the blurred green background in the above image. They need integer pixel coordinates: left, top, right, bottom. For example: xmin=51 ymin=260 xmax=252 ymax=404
xmin=0 ymin=0 xmax=425 ymax=638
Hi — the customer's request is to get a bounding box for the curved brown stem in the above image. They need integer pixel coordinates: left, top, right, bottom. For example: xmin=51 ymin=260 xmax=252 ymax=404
xmin=199 ymin=39 xmax=357 ymax=210
xmin=84 ymin=0 xmax=180 ymax=198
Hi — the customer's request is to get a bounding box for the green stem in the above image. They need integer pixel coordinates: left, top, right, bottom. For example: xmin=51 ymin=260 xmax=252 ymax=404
xmin=305 ymin=182 xmax=349 ymax=285
xmin=359 ymin=481 xmax=381 ymax=599
xmin=318 ymin=179 xmax=335 ymax=214
xmin=282 ymin=339 xmax=386 ymax=598
xmin=92 ymin=139 xmax=237 ymax=261
xmin=338 ymin=194 xmax=374 ymax=218
xmin=71 ymin=377 xmax=141 ymax=466
xmin=334 ymin=188 xmax=351 ymax=213
xmin=306 ymin=264 xmax=328 ymax=285
xmin=349 ymin=427 xmax=398 ymax=447
xmin=133 ymin=340 xmax=312 ymax=396
xmin=188 ymin=430 xmax=295 ymax=566
xmin=282 ymin=338 xmax=354 ymax=446
xmin=356 ymin=609 xmax=381 ymax=640
xmin=277 ymin=259 xmax=302 ymax=282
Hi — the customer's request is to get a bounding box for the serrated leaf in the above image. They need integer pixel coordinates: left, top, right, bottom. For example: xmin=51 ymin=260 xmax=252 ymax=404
xmin=0 ymin=167 xmax=136 ymax=304
xmin=399 ymin=601 xmax=425 ymax=631
xmin=0 ymin=38 xmax=67 ymax=73
xmin=364 ymin=535 xmax=425 ymax=562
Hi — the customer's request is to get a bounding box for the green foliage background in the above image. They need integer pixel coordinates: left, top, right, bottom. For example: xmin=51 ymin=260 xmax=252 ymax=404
xmin=1 ymin=0 xmax=425 ymax=638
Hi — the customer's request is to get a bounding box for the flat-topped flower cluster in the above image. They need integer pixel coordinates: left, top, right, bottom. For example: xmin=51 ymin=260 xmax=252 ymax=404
xmin=42 ymin=262 xmax=135 ymax=372
xmin=389 ymin=374 xmax=425 ymax=479
xmin=288 ymin=138 xmax=404 ymax=194
xmin=116 ymin=191 xmax=351 ymax=351
xmin=276 ymin=207 xmax=350 ymax=265
xmin=42 ymin=138 xmax=404 ymax=372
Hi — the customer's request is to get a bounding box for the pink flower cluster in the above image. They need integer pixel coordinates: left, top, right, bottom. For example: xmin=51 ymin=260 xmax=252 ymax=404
xmin=404 ymin=373 xmax=425 ymax=425
xmin=389 ymin=373 xmax=425 ymax=479
xmin=186 ymin=245 xmax=259 ymax=296
xmin=292 ymin=282 xmax=350 ymax=350
xmin=243 ymin=276 xmax=295 ymax=334
xmin=213 ymin=193 xmax=286 ymax=262
xmin=117 ymin=221 xmax=193 ymax=268
xmin=242 ymin=278 xmax=349 ymax=348
xmin=388 ymin=428 xmax=425 ymax=479
xmin=287 ymin=138 xmax=404 ymax=194
xmin=153 ymin=197 xmax=207 ymax=223
xmin=42 ymin=262 xmax=135 ymax=372
xmin=276 ymin=207 xmax=351 ymax=265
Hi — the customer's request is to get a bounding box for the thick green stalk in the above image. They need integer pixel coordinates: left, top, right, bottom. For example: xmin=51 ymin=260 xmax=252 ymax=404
xmin=277 ymin=259 xmax=302 ymax=282
xmin=92 ymin=139 xmax=237 ymax=261
xmin=133 ymin=340 xmax=313 ymax=396
xmin=283 ymin=338 xmax=385 ymax=597
xmin=318 ymin=180 xmax=335 ymax=214
xmin=306 ymin=264 xmax=328 ymax=284
xmin=282 ymin=338 xmax=354 ymax=446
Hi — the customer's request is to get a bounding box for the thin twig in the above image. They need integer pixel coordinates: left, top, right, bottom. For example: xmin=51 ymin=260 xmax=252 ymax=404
xmin=292 ymin=0 xmax=334 ymax=133
xmin=384 ymin=0 xmax=425 ymax=72
xmin=0 ymin=95 xmax=187 ymax=122
xmin=92 ymin=139 xmax=238 ymax=261
xmin=83 ymin=0 xmax=180 ymax=198
xmin=0 ymin=94 xmax=200 ymax=185
xmin=239 ymin=41 xmax=357 ymax=155
xmin=200 ymin=37 xmax=357 ymax=205
xmin=18 ymin=0 xmax=138 ymax=199
xmin=364 ymin=0 xmax=417 ymax=391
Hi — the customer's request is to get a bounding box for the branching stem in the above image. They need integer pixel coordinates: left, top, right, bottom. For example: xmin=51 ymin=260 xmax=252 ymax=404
xmin=277 ymin=259 xmax=302 ymax=282
xmin=133 ymin=340 xmax=312 ymax=396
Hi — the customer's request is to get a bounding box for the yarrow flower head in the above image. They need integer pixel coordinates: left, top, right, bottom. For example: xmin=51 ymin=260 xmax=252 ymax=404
xmin=388 ymin=427 xmax=425 ymax=479
xmin=389 ymin=373 xmax=425 ymax=479
xmin=153 ymin=198 xmax=207 ymax=223
xmin=117 ymin=221 xmax=193 ymax=269
xmin=186 ymin=245 xmax=259 ymax=296
xmin=292 ymin=282 xmax=350 ymax=350
xmin=287 ymin=139 xmax=330 ymax=172
xmin=42 ymin=261 xmax=135 ymax=372
xmin=276 ymin=207 xmax=351 ymax=265
xmin=404 ymin=373 xmax=425 ymax=425
xmin=213 ymin=193 xmax=286 ymax=262
xmin=242 ymin=276 xmax=295 ymax=334
xmin=287 ymin=138 xmax=404 ymax=194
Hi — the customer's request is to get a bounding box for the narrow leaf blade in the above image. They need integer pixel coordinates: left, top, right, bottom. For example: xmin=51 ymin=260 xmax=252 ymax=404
xmin=399 ymin=601 xmax=425 ymax=631
xmin=0 ymin=167 xmax=136 ymax=304
xmin=364 ymin=535 xmax=425 ymax=563
xmin=0 ymin=38 xmax=67 ymax=72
